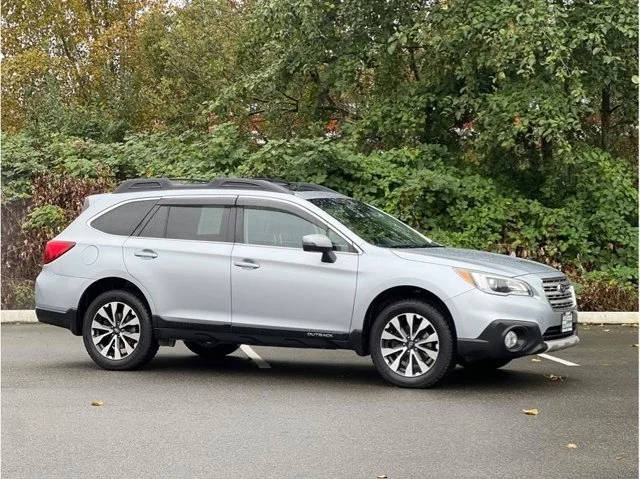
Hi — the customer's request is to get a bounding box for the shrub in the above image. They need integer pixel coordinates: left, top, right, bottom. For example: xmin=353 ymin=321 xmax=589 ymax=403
xmin=576 ymin=279 xmax=638 ymax=312
xmin=22 ymin=205 xmax=67 ymax=233
xmin=1 ymin=174 xmax=113 ymax=309
xmin=1 ymin=280 xmax=35 ymax=310
xmin=1 ymin=130 xmax=637 ymax=310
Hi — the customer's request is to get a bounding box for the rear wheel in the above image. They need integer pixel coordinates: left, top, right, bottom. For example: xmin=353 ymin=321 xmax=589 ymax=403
xmin=82 ymin=290 xmax=158 ymax=370
xmin=184 ymin=341 xmax=239 ymax=359
xmin=370 ymin=300 xmax=454 ymax=388
xmin=458 ymin=358 xmax=511 ymax=371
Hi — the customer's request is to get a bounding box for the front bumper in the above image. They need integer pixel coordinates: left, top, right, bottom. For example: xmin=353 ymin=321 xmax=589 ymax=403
xmin=544 ymin=334 xmax=580 ymax=353
xmin=457 ymin=319 xmax=579 ymax=363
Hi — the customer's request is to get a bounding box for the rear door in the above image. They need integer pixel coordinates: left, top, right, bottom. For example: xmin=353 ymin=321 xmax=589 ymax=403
xmin=230 ymin=196 xmax=359 ymax=336
xmin=123 ymin=196 xmax=235 ymax=328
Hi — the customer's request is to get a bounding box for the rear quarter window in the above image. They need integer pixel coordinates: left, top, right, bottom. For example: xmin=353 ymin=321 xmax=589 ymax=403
xmin=91 ymin=200 xmax=157 ymax=236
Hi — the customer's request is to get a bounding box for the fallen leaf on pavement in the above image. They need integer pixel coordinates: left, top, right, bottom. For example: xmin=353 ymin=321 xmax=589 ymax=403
xmin=376 ymin=475 xmax=388 ymax=479
xmin=548 ymin=374 xmax=564 ymax=382
xmin=91 ymin=399 xmax=104 ymax=407
xmin=616 ymin=455 xmax=625 ymax=460
xmin=566 ymin=443 xmax=577 ymax=449
xmin=522 ymin=408 xmax=539 ymax=416
xmin=603 ymin=329 xmax=610 ymax=332
xmin=531 ymin=358 xmax=541 ymax=362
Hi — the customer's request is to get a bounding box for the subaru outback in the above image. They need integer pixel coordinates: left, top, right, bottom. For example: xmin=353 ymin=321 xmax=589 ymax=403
xmin=35 ymin=178 xmax=579 ymax=388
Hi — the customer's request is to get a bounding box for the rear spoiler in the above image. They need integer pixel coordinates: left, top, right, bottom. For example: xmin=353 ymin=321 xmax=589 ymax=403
xmin=82 ymin=193 xmax=109 ymax=212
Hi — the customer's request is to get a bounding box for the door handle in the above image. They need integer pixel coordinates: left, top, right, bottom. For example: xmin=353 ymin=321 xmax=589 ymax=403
xmin=233 ymin=260 xmax=260 ymax=270
xmin=134 ymin=249 xmax=158 ymax=259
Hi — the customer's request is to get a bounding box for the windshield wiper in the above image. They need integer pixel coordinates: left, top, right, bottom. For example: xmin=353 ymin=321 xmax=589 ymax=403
xmin=392 ymin=243 xmax=443 ymax=249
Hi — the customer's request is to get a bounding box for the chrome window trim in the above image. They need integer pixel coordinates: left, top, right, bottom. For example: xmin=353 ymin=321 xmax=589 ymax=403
xmin=131 ymin=236 xmax=235 ymax=247
xmin=231 ymin=240 xmax=360 ymax=255
xmin=87 ymin=194 xmax=362 ymax=253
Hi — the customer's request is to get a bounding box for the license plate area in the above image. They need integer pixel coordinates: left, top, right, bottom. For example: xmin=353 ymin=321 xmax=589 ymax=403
xmin=561 ymin=312 xmax=573 ymax=333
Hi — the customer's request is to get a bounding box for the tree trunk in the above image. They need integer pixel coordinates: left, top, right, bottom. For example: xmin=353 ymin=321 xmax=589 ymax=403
xmin=541 ymin=138 xmax=553 ymax=167
xmin=600 ymin=85 xmax=611 ymax=151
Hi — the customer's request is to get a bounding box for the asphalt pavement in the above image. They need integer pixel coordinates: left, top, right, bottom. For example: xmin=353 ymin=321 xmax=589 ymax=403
xmin=2 ymin=323 xmax=638 ymax=478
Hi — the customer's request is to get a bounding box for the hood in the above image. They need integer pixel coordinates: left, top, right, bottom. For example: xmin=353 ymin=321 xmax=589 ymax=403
xmin=392 ymin=247 xmax=559 ymax=277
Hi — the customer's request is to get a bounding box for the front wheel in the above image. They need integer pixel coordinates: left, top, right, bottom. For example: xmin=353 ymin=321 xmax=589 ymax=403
xmin=82 ymin=290 xmax=158 ymax=370
xmin=370 ymin=300 xmax=454 ymax=388
xmin=184 ymin=341 xmax=239 ymax=359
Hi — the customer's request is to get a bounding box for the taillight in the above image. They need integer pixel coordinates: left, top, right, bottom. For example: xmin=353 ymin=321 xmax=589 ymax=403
xmin=43 ymin=240 xmax=76 ymax=264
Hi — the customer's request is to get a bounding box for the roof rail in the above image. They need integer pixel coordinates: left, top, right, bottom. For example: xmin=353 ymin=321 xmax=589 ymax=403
xmin=251 ymin=178 xmax=341 ymax=194
xmin=113 ymin=177 xmax=292 ymax=194
xmin=288 ymin=182 xmax=340 ymax=193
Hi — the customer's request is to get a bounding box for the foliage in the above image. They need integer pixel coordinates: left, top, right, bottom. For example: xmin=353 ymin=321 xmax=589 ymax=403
xmin=576 ymin=278 xmax=638 ymax=312
xmin=1 ymin=0 xmax=637 ymax=309
xmin=4 ymin=1 xmax=636 ymax=156
xmin=22 ymin=205 xmax=67 ymax=233
xmin=1 ymin=279 xmax=36 ymax=310
xmin=2 ymin=0 xmax=149 ymax=139
xmin=2 ymin=133 xmax=637 ymax=296
xmin=1 ymin=175 xmax=113 ymax=309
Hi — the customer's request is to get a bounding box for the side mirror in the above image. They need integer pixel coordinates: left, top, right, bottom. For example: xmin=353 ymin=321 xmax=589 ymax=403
xmin=302 ymin=234 xmax=336 ymax=263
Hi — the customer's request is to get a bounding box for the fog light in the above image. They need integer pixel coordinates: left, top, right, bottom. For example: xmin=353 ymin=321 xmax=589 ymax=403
xmin=504 ymin=330 xmax=518 ymax=349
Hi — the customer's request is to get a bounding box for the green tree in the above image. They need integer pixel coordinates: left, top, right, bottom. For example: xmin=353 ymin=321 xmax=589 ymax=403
xmin=2 ymin=0 xmax=149 ymax=139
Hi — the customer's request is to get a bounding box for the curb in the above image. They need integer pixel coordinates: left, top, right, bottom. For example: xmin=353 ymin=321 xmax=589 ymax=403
xmin=1 ymin=309 xmax=638 ymax=324
xmin=1 ymin=310 xmax=39 ymax=323
xmin=577 ymin=311 xmax=638 ymax=324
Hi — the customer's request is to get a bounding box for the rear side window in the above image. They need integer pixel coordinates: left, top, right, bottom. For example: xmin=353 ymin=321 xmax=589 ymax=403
xmin=91 ymin=200 xmax=156 ymax=236
xmin=139 ymin=205 xmax=230 ymax=242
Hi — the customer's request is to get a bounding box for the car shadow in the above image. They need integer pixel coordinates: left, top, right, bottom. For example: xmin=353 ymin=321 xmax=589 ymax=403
xmin=55 ymin=353 xmax=555 ymax=393
xmin=148 ymin=355 xmax=384 ymax=388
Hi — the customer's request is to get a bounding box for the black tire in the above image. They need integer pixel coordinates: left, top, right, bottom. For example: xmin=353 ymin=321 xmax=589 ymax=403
xmin=458 ymin=358 xmax=511 ymax=371
xmin=370 ymin=300 xmax=455 ymax=388
xmin=82 ymin=290 xmax=158 ymax=370
xmin=184 ymin=341 xmax=239 ymax=359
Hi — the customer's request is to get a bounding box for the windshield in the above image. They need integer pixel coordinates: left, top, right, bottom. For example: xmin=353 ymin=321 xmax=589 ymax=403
xmin=309 ymin=198 xmax=440 ymax=248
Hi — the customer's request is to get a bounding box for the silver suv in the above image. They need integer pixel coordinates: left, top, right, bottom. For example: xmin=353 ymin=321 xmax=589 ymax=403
xmin=35 ymin=178 xmax=579 ymax=388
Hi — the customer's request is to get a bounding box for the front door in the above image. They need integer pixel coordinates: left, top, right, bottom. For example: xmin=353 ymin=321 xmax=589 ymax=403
xmin=123 ymin=196 xmax=235 ymax=327
xmin=230 ymin=197 xmax=359 ymax=336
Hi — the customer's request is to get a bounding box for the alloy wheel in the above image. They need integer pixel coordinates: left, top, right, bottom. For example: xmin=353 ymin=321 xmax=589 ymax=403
xmin=379 ymin=313 xmax=439 ymax=377
xmin=90 ymin=301 xmax=141 ymax=360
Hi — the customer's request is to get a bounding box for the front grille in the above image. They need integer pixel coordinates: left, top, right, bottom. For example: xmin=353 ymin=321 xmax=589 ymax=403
xmin=543 ymin=324 xmax=577 ymax=340
xmin=542 ymin=276 xmax=576 ymax=311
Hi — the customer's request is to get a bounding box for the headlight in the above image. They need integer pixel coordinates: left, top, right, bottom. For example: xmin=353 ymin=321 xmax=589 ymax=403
xmin=455 ymin=269 xmax=533 ymax=296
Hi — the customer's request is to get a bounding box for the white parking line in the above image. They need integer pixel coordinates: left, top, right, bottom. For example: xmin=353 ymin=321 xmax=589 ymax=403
xmin=537 ymin=353 xmax=579 ymax=367
xmin=240 ymin=345 xmax=271 ymax=369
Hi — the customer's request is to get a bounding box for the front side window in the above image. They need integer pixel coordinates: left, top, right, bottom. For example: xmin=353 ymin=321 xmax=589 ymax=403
xmin=243 ymin=207 xmax=323 ymax=248
xmin=139 ymin=205 xmax=230 ymax=242
xmin=309 ymin=198 xmax=439 ymax=248
xmin=242 ymin=207 xmax=352 ymax=251
xmin=92 ymin=200 xmax=156 ymax=236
